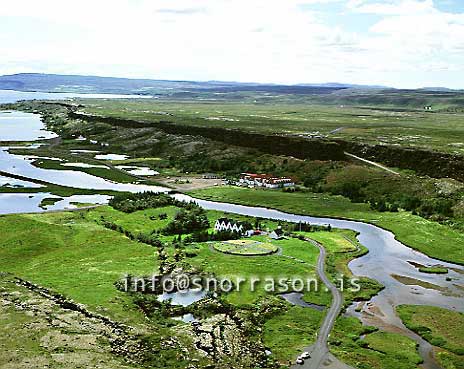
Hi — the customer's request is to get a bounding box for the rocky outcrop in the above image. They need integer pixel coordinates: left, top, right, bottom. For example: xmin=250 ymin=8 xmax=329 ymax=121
xmin=67 ymin=111 xmax=346 ymax=161
xmin=183 ymin=313 xmax=269 ymax=369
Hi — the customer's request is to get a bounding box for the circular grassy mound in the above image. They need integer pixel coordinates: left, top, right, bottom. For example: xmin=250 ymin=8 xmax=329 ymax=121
xmin=214 ymin=239 xmax=278 ymax=256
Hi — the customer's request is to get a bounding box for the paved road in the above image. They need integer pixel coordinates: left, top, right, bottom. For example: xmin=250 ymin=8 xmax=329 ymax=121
xmin=291 ymin=238 xmax=354 ymax=369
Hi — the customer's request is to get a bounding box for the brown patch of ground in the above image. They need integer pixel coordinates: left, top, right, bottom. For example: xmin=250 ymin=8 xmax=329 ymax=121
xmin=391 ymin=274 xmax=449 ymax=293
xmin=157 ymin=176 xmax=226 ymax=191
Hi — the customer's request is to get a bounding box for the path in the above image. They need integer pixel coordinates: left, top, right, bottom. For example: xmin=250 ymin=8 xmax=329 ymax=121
xmin=345 ymin=152 xmax=400 ymax=175
xmin=291 ymin=237 xmax=354 ymax=369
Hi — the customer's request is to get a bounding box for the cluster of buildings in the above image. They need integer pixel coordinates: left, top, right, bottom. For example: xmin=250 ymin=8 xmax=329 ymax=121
xmin=214 ymin=218 xmax=285 ymax=239
xmin=238 ymin=173 xmax=295 ymax=189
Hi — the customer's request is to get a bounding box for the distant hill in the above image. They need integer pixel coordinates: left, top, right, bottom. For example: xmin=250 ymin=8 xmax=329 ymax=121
xmin=0 ymin=73 xmax=226 ymax=95
xmin=419 ymin=87 xmax=462 ymax=92
xmin=296 ymin=82 xmax=388 ymax=89
xmin=1 ymin=74 xmax=462 ymax=109
xmin=0 ymin=73 xmax=369 ymax=95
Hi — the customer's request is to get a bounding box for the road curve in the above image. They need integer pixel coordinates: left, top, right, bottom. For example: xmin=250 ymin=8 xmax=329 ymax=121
xmin=291 ymin=237 xmax=354 ymax=369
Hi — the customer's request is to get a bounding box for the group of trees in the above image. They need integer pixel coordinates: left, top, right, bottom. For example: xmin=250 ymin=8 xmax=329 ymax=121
xmin=109 ymin=192 xmax=194 ymax=213
xmin=288 ymin=222 xmax=331 ymax=233
xmin=163 ymin=207 xmax=210 ymax=235
xmin=368 ymin=195 xmax=454 ymax=219
xmin=109 ymin=192 xmax=211 ymax=235
xmin=184 ymin=230 xmax=242 ymax=243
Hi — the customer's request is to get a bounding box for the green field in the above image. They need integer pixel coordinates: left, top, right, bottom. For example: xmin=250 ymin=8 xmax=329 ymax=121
xmin=190 ymin=186 xmax=464 ymax=265
xmin=264 ymin=305 xmax=323 ymax=364
xmin=0 ymin=211 xmax=157 ymax=325
xmin=2 ymin=196 xmax=456 ymax=368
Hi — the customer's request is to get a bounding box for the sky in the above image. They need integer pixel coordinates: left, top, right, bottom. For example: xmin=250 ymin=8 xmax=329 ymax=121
xmin=1 ymin=0 xmax=463 ymax=88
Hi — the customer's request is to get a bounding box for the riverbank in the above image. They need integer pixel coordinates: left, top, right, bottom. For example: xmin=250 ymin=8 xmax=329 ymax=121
xmin=188 ymin=186 xmax=464 ymax=265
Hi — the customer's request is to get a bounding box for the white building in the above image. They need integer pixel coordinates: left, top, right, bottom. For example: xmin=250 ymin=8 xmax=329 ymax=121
xmin=214 ymin=218 xmax=245 ymax=234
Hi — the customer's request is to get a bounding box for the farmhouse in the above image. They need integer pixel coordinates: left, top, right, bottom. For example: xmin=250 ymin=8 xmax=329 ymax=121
xmin=239 ymin=173 xmax=295 ymax=189
xmin=214 ymin=218 xmax=245 ymax=234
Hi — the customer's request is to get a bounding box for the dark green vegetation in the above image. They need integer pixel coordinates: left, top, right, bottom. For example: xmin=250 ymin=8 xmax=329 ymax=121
xmin=191 ymin=186 xmax=464 ymax=265
xmin=398 ymin=305 xmax=464 ymax=369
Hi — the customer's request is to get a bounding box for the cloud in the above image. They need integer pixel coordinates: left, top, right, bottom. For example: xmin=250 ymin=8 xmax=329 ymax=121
xmin=156 ymin=7 xmax=207 ymax=15
xmin=0 ymin=0 xmax=463 ymax=88
xmin=348 ymin=0 xmax=435 ymax=15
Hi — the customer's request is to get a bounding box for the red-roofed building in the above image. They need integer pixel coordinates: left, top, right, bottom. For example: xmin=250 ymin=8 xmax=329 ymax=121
xmin=239 ymin=173 xmax=295 ymax=189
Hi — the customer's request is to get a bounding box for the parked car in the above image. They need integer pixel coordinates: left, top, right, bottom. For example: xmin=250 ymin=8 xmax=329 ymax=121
xmin=301 ymin=352 xmax=311 ymax=359
xmin=296 ymin=358 xmax=304 ymax=365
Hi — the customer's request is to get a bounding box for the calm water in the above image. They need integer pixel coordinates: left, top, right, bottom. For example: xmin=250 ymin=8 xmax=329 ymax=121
xmin=0 ymin=148 xmax=169 ymax=193
xmin=280 ymin=292 xmax=325 ymax=311
xmin=158 ymin=289 xmax=208 ymax=307
xmin=0 ymin=107 xmax=169 ymax=212
xmin=0 ymin=193 xmax=110 ymax=214
xmin=0 ymin=110 xmax=57 ymax=141
xmin=116 ymin=165 xmax=159 ymax=176
xmin=0 ymin=89 xmax=153 ymax=104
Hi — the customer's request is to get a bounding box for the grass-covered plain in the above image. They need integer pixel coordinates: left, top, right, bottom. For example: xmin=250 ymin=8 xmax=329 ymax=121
xmin=0 ymin=211 xmax=157 ymax=325
xmin=190 ymin=186 xmax=464 ymax=265
xmin=78 ymin=99 xmax=464 ymax=155
xmin=398 ymin=305 xmax=464 ymax=369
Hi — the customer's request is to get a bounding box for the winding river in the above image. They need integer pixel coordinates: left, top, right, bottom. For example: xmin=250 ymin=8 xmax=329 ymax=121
xmin=0 ymin=93 xmax=463 ymax=369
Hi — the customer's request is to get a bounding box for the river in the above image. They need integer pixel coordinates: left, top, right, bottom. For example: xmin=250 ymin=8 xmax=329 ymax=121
xmin=0 ymin=91 xmax=462 ymax=369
